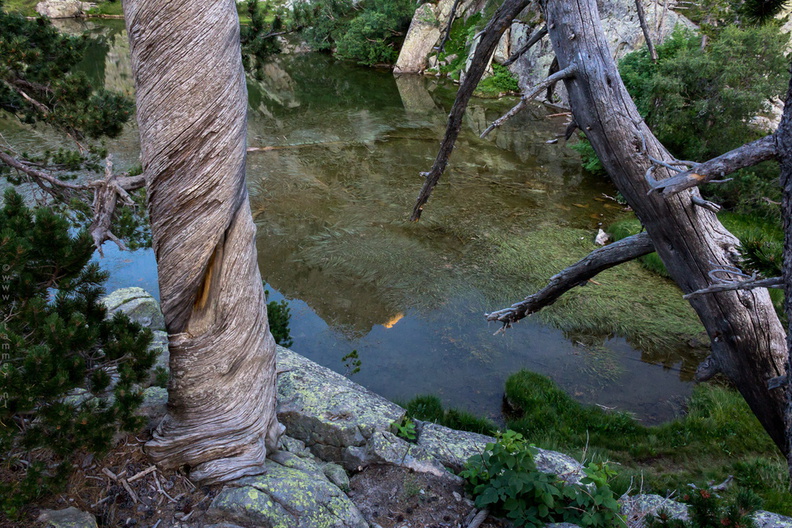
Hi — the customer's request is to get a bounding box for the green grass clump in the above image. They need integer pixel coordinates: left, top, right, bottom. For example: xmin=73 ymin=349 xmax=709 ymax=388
xmin=87 ymin=1 xmax=124 ymax=16
xmin=503 ymin=370 xmax=792 ymax=515
xmin=476 ymin=63 xmax=520 ymax=97
xmin=404 ymin=394 xmax=497 ymax=436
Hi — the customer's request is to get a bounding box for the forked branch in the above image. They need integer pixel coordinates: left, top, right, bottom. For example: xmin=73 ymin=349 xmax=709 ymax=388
xmin=485 ymin=232 xmax=655 ymax=327
xmin=645 ymin=135 xmax=777 ymax=195
xmin=410 ymin=0 xmax=532 ymax=221
xmin=480 ymin=63 xmax=578 ymax=138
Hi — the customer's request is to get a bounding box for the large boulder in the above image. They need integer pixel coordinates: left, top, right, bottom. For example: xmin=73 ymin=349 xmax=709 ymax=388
xmin=102 ymin=287 xmax=166 ymax=331
xmin=35 ymin=0 xmax=94 ymax=18
xmin=207 ymin=454 xmax=368 ymax=528
xmin=276 ymin=346 xmax=406 ymax=463
xmin=506 ymin=0 xmax=696 ymax=105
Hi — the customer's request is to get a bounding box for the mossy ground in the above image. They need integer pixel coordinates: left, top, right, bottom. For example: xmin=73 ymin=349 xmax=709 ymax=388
xmin=503 ymin=371 xmax=792 ymax=516
xmin=406 ymin=375 xmax=792 ymax=517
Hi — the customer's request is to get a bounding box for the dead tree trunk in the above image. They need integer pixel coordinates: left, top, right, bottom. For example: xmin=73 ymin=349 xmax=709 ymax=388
xmin=124 ymin=0 xmax=282 ymax=483
xmin=776 ymin=73 xmax=792 ymax=477
xmin=540 ymin=0 xmax=788 ymax=452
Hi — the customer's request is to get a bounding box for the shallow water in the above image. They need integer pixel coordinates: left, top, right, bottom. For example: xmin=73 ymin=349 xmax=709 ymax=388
xmin=2 ymin=20 xmax=701 ymax=424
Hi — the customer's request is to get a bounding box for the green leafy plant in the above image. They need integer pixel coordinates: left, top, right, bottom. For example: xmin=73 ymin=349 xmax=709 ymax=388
xmin=460 ymin=430 xmax=624 ymax=527
xmin=392 ymin=416 xmax=417 ymax=442
xmin=341 ymin=349 xmax=361 ymax=376
xmin=477 ymin=63 xmax=520 ymax=96
xmin=0 ymin=190 xmax=154 ymax=516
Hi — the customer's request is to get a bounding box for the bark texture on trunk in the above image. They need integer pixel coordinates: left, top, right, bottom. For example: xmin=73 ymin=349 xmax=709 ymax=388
xmin=776 ymin=74 xmax=792 ymax=477
xmin=541 ymin=0 xmax=788 ymax=452
xmin=124 ymin=0 xmax=281 ymax=483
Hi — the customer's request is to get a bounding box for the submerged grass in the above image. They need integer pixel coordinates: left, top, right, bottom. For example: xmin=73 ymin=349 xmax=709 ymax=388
xmin=483 ymin=226 xmax=706 ymax=355
xmin=503 ymin=371 xmax=792 ymax=515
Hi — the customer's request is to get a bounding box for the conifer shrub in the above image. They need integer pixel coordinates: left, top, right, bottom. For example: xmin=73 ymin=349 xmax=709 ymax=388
xmin=0 ymin=190 xmax=154 ymax=516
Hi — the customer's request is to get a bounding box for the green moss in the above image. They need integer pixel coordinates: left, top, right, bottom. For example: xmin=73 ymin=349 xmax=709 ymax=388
xmin=1 ymin=0 xmax=37 ymax=15
xmin=503 ymin=371 xmax=792 ymax=515
xmin=475 ymin=63 xmax=519 ymax=97
xmin=404 ymin=394 xmax=497 ymax=436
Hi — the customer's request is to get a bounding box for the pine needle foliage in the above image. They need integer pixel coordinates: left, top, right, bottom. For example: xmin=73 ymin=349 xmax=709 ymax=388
xmin=0 ymin=189 xmax=154 ymax=516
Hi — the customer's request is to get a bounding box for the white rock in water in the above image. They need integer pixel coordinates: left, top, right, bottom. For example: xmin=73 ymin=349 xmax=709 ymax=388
xmin=595 ymin=228 xmax=609 ymax=246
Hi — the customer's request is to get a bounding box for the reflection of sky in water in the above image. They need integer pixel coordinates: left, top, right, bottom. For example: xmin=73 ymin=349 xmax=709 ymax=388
xmin=4 ymin=24 xmax=700 ymax=424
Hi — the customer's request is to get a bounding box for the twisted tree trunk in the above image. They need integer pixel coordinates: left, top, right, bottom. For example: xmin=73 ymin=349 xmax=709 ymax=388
xmin=124 ymin=0 xmax=281 ymax=483
xmin=540 ymin=0 xmax=788 ymax=452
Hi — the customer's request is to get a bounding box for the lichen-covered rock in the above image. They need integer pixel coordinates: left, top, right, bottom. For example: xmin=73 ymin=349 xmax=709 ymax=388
xmin=416 ymin=422 xmax=494 ymax=473
xmin=417 ymin=422 xmax=585 ymax=484
xmin=754 ymin=510 xmax=792 ymax=528
xmin=395 ymin=0 xmax=456 ymax=73
xmin=344 ymin=430 xmax=459 ymax=482
xmin=102 ymin=287 xmax=166 ymax=331
xmin=36 ymin=0 xmax=94 ymax=18
xmin=276 ymin=346 xmax=405 ymax=462
xmin=208 ymin=458 xmax=368 ymax=528
xmin=322 ymin=463 xmax=350 ymax=493
xmin=148 ymin=330 xmax=169 ymax=382
xmin=138 ymin=386 xmax=168 ymax=425
xmin=37 ymin=507 xmax=98 ymax=528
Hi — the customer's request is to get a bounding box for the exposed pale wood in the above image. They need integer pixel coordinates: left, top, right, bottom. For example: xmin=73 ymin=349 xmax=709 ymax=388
xmin=541 ymin=0 xmax=787 ymax=453
xmin=125 ymin=0 xmax=282 ymax=483
xmin=647 ymin=135 xmax=777 ymax=195
xmin=486 ymin=232 xmax=655 ymax=326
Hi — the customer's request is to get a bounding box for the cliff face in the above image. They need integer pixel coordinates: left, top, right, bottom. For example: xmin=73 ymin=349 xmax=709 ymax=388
xmin=395 ymin=0 xmax=695 ymax=105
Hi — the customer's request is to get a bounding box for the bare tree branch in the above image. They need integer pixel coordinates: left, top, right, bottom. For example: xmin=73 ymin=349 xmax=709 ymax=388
xmin=480 ymin=63 xmax=578 ymax=138
xmin=646 ymin=135 xmax=777 ymax=195
xmin=683 ymin=276 xmax=783 ymax=299
xmin=503 ymin=25 xmax=548 ymax=67
xmin=485 ymin=232 xmax=655 ymax=327
xmin=410 ymin=0 xmax=531 ymax=221
xmin=0 ymin=149 xmax=145 ymax=251
xmin=438 ymin=0 xmax=463 ymax=53
xmin=634 ymin=0 xmax=657 ymax=62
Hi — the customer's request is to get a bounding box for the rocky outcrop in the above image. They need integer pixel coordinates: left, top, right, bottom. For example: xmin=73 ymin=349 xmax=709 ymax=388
xmin=395 ymin=0 xmax=696 ymax=105
xmin=207 ymin=453 xmax=368 ymax=528
xmin=36 ymin=0 xmax=95 ymax=18
xmin=507 ymin=0 xmax=695 ymax=105
xmin=104 ymin=288 xmax=792 ymax=528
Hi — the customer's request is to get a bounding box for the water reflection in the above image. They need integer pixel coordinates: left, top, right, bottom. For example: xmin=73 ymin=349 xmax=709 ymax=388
xmin=0 ymin=23 xmax=704 ymax=424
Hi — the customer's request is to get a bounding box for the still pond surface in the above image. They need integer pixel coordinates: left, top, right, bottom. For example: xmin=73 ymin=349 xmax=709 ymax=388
xmin=2 ymin=19 xmax=704 ymax=424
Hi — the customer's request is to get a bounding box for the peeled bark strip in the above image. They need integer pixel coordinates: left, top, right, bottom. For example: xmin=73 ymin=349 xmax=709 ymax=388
xmin=124 ymin=0 xmax=281 ymax=482
xmin=541 ymin=0 xmax=788 ymax=452
xmin=486 ymin=232 xmax=655 ymax=325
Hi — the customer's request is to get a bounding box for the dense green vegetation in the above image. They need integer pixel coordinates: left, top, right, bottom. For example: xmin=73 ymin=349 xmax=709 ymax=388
xmin=297 ymin=0 xmax=415 ymax=65
xmin=461 ymin=430 xmax=624 ymax=527
xmin=403 ymin=394 xmax=497 ymax=436
xmin=619 ymin=25 xmax=787 ymax=219
xmin=0 ymin=191 xmax=154 ymax=516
